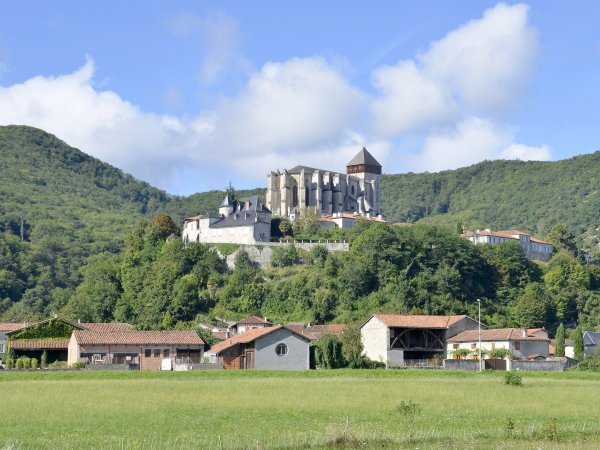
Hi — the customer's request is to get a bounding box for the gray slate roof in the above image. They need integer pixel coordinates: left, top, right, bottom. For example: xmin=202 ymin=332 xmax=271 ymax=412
xmin=210 ymin=195 xmax=271 ymax=228
xmin=584 ymin=331 xmax=600 ymax=346
xmin=346 ymin=147 xmax=382 ymax=167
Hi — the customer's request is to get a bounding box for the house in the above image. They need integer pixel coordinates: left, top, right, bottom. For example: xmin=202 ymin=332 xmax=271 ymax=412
xmin=584 ymin=331 xmax=600 ymax=357
xmin=68 ymin=330 xmax=204 ymax=370
xmin=230 ymin=316 xmax=272 ymax=335
xmin=462 ymin=229 xmax=554 ymax=261
xmin=286 ymin=323 xmax=348 ymax=341
xmin=447 ymin=328 xmax=550 ymax=360
xmin=206 ymin=326 xmax=310 ymax=370
xmin=527 ymin=328 xmax=549 ymax=339
xmin=183 ymin=195 xmax=272 ymax=245
xmin=266 ymin=147 xmax=384 ymax=224
xmin=361 ymin=314 xmax=480 ymax=368
xmin=0 ymin=323 xmax=28 ymax=363
xmin=3 ymin=317 xmax=133 ymax=365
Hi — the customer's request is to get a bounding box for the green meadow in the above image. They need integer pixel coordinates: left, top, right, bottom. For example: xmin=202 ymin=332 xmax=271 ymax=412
xmin=1 ymin=369 xmax=599 ymax=449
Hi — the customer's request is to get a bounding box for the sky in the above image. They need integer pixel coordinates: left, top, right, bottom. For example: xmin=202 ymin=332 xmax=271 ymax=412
xmin=0 ymin=1 xmax=599 ymax=195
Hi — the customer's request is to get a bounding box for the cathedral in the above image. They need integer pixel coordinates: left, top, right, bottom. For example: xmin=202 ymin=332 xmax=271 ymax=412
xmin=266 ymin=147 xmax=383 ymax=219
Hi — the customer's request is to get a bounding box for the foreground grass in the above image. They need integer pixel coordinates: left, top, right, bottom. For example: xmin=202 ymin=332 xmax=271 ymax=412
xmin=1 ymin=369 xmax=599 ymax=449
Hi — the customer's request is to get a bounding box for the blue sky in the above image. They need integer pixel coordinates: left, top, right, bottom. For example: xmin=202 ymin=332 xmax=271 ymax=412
xmin=1 ymin=1 xmax=598 ymax=195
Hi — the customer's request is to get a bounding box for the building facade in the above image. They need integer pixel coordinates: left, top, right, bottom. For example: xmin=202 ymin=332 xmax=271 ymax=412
xmin=266 ymin=147 xmax=383 ymax=220
xmin=447 ymin=328 xmax=550 ymax=360
xmin=463 ymin=229 xmax=554 ymax=261
xmin=183 ymin=195 xmax=272 ymax=245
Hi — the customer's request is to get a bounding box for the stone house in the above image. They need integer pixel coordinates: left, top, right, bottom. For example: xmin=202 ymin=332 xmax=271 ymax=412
xmin=230 ymin=316 xmax=272 ymax=335
xmin=447 ymin=328 xmax=550 ymax=360
xmin=206 ymin=326 xmax=310 ymax=370
xmin=68 ymin=330 xmax=204 ymax=370
xmin=361 ymin=314 xmax=479 ymax=367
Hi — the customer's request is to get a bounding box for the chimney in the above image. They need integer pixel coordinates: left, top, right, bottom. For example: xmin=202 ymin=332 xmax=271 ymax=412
xmin=523 ymin=329 xmax=528 ymax=337
xmin=78 ymin=318 xmax=81 ymax=324
xmin=246 ymin=200 xmax=251 ymax=210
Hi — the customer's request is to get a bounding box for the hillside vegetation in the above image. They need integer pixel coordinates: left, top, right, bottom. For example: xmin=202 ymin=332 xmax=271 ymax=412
xmin=381 ymin=155 xmax=600 ymax=250
xmin=1 ymin=125 xmax=600 ymax=332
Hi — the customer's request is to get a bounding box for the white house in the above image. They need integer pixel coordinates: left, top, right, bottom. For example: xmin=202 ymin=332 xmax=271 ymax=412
xmin=361 ymin=314 xmax=480 ymax=368
xmin=230 ymin=316 xmax=272 ymax=335
xmin=462 ymin=229 xmax=553 ymax=262
xmin=183 ymin=195 xmax=272 ymax=245
xmin=447 ymin=328 xmax=550 ymax=360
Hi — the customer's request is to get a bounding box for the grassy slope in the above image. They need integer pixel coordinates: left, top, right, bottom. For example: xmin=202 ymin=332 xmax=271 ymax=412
xmin=1 ymin=370 xmax=599 ymax=449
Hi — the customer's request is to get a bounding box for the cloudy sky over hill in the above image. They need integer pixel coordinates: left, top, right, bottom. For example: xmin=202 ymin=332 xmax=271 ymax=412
xmin=0 ymin=2 xmax=598 ymax=195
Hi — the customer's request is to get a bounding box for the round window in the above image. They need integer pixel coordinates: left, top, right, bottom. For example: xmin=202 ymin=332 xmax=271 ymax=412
xmin=275 ymin=343 xmax=288 ymax=357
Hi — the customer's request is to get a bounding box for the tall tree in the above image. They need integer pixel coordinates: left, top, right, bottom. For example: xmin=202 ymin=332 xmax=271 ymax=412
xmin=555 ymin=323 xmax=565 ymax=357
xmin=573 ymin=325 xmax=584 ymax=361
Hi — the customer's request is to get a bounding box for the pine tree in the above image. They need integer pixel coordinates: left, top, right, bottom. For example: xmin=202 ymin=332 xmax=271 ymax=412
xmin=41 ymin=350 xmax=48 ymax=368
xmin=573 ymin=326 xmax=585 ymax=361
xmin=555 ymin=324 xmax=565 ymax=357
xmin=161 ymin=311 xmax=173 ymax=330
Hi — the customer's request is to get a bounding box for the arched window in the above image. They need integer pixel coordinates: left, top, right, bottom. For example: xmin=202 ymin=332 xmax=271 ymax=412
xmin=275 ymin=343 xmax=288 ymax=357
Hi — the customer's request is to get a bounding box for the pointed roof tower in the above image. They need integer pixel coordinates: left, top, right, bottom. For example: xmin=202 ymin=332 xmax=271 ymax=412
xmin=346 ymin=147 xmax=382 ymax=175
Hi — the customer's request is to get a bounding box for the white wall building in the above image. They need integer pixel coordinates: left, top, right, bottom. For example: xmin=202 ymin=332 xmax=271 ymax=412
xmin=463 ymin=229 xmax=554 ymax=261
xmin=183 ymin=195 xmax=272 ymax=245
xmin=447 ymin=328 xmax=550 ymax=360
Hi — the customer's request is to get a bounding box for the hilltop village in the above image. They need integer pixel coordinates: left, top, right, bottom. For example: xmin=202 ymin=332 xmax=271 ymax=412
xmin=2 ymin=144 xmax=597 ymax=375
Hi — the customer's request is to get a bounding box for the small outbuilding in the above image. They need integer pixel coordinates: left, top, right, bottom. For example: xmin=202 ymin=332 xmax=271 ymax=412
xmin=207 ymin=325 xmax=310 ymax=370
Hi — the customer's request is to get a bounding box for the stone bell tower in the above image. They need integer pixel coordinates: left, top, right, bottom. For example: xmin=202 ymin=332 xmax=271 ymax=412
xmin=346 ymin=147 xmax=382 ymax=214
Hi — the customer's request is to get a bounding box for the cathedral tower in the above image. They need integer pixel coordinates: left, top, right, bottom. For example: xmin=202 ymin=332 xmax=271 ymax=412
xmin=346 ymin=147 xmax=382 ymax=214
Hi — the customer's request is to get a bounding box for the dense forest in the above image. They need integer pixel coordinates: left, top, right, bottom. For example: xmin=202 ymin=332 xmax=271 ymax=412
xmin=1 ymin=125 xmax=600 ymax=335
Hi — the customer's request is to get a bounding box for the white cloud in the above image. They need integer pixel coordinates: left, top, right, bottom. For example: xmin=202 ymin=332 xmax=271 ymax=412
xmin=370 ymin=3 xmax=539 ymax=136
xmin=214 ymin=57 xmax=366 ymax=153
xmin=406 ymin=117 xmax=551 ymax=172
xmin=167 ymin=12 xmax=250 ymax=84
xmin=0 ymin=57 xmax=368 ymax=193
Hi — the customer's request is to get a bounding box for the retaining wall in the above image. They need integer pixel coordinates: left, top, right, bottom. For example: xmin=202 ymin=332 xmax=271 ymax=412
xmin=510 ymin=360 xmax=564 ymax=372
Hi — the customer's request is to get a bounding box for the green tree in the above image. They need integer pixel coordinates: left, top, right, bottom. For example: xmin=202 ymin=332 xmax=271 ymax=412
xmin=314 ymin=333 xmax=344 ymax=369
xmin=340 ymin=324 xmax=363 ymax=364
xmin=546 ymin=223 xmax=578 ymax=257
xmin=555 ymin=323 xmax=565 ymax=357
xmin=512 ymin=283 xmax=553 ymax=328
xmin=573 ymin=325 xmax=584 ymax=361
xmin=161 ymin=310 xmax=173 ymax=330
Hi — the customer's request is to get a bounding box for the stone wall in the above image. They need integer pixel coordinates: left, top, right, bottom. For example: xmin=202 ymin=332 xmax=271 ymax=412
xmin=224 ymin=241 xmax=350 ymax=269
xmin=443 ymin=359 xmax=480 ymax=370
xmin=510 ymin=360 xmax=565 ymax=372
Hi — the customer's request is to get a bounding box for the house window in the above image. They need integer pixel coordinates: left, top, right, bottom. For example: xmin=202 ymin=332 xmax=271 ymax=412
xmin=471 ymin=343 xmax=477 ymax=349
xmin=491 ymin=343 xmax=496 ymax=349
xmin=514 ymin=342 xmax=520 ymax=350
xmin=0 ymin=342 xmax=4 ymax=353
xmin=163 ymin=349 xmax=170 ymax=358
xmin=154 ymin=349 xmax=161 ymax=358
xmin=144 ymin=349 xmax=151 ymax=358
xmin=452 ymin=344 xmax=459 ymax=350
xmin=275 ymin=343 xmax=288 ymax=357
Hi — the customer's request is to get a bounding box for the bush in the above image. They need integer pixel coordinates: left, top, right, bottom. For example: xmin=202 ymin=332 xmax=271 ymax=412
xmin=41 ymin=350 xmax=48 ymax=368
xmin=347 ymin=357 xmax=385 ymax=369
xmin=49 ymin=360 xmax=68 ymax=368
xmin=16 ymin=357 xmax=31 ymax=369
xmin=504 ymin=371 xmax=522 ymax=386
xmin=30 ymin=358 xmax=39 ymax=369
xmin=71 ymin=361 xmax=86 ymax=370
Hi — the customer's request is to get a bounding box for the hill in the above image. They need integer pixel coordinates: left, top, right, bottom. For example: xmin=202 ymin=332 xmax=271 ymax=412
xmin=381 ymin=155 xmax=600 ymax=250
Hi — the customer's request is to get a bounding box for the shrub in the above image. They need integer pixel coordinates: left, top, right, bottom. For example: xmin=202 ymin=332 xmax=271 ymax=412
xmin=41 ymin=350 xmax=48 ymax=368
xmin=16 ymin=357 xmax=31 ymax=369
xmin=49 ymin=360 xmax=68 ymax=368
xmin=504 ymin=371 xmax=522 ymax=386
xmin=71 ymin=361 xmax=86 ymax=370
xmin=347 ymin=357 xmax=385 ymax=369
xmin=489 ymin=348 xmax=512 ymax=359
xmin=30 ymin=358 xmax=39 ymax=369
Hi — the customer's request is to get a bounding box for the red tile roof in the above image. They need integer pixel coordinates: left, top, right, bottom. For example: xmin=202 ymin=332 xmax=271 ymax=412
xmin=286 ymin=324 xmax=348 ymax=341
xmin=72 ymin=331 xmax=204 ymax=346
xmin=9 ymin=339 xmax=69 ymax=349
xmin=5 ymin=316 xmax=85 ymax=335
xmin=208 ymin=326 xmax=309 ymax=354
xmin=371 ymin=314 xmax=468 ymax=329
xmin=447 ymin=328 xmax=549 ymax=342
xmin=78 ymin=323 xmax=134 ymax=332
xmin=0 ymin=323 xmax=29 ymax=333
xmin=235 ymin=316 xmax=272 ymax=325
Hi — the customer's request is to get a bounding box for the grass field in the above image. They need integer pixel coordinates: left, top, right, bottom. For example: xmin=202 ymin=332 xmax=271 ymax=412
xmin=1 ymin=369 xmax=600 ymax=449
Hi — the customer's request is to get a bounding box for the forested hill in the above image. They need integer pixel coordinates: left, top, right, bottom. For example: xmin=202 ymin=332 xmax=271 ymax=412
xmin=381 ymin=154 xmax=600 ymax=249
